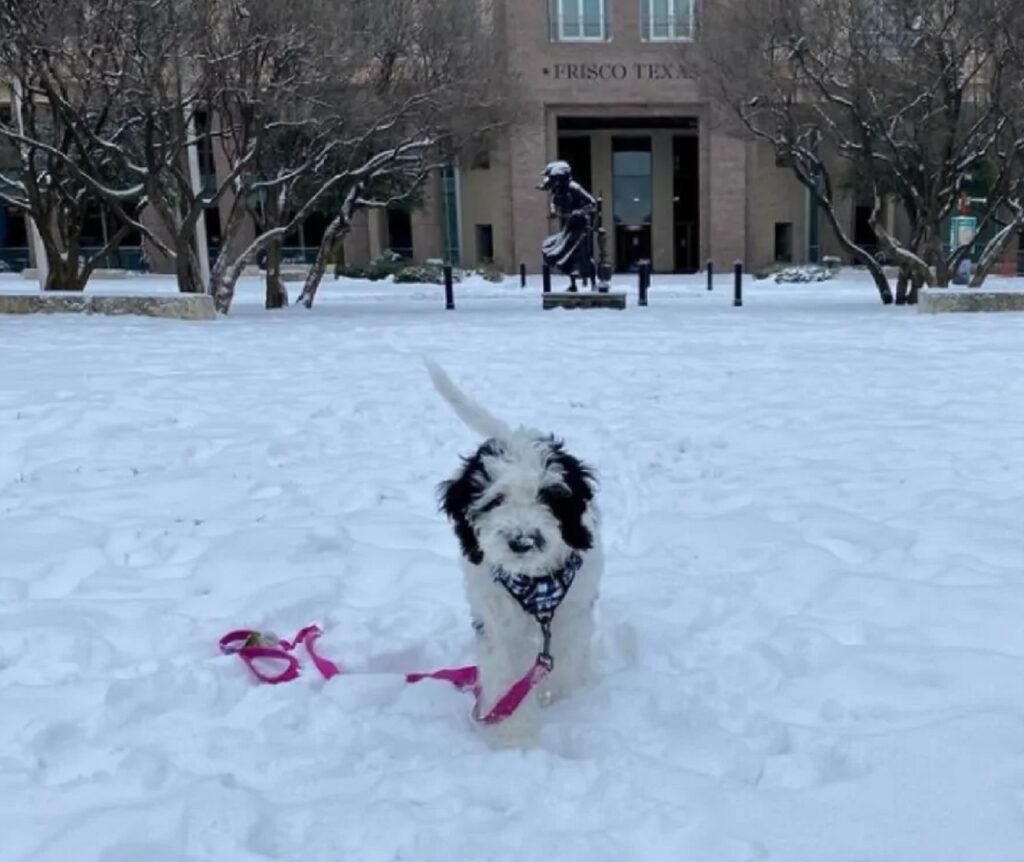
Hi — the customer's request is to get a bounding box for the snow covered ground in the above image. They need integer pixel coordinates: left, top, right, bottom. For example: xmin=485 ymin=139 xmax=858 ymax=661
xmin=2 ymin=270 xmax=1024 ymax=862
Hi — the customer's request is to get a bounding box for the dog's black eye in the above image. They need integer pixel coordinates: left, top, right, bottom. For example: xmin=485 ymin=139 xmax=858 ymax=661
xmin=476 ymin=494 xmax=504 ymax=514
xmin=539 ymin=486 xmax=569 ymax=504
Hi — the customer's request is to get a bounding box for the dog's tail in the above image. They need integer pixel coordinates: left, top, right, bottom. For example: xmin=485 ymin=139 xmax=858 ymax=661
xmin=424 ymin=359 xmax=511 ymax=440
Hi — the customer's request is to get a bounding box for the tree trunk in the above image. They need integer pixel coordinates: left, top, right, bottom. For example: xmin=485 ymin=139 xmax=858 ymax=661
xmin=969 ymin=213 xmax=1024 ymax=288
xmin=298 ymin=214 xmax=348 ymax=309
xmin=868 ymin=213 xmax=930 ymax=295
xmin=265 ymin=238 xmax=288 ymax=309
xmin=40 ymin=238 xmax=89 ymax=291
xmin=42 ymin=255 xmax=80 ymax=291
xmin=819 ymin=202 xmax=893 ymax=304
xmin=894 ymin=268 xmax=910 ymax=305
xmin=169 ymin=200 xmax=211 ymax=295
xmin=174 ymin=237 xmax=205 ymax=294
xmin=908 ymin=273 xmax=923 ymax=305
xmin=930 ymin=232 xmax=950 ymax=287
xmin=332 ymin=233 xmax=347 ymax=279
xmin=211 ymin=227 xmax=298 ymax=314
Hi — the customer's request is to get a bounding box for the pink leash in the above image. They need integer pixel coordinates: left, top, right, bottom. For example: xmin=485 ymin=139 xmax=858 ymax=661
xmin=218 ymin=625 xmax=551 ymax=725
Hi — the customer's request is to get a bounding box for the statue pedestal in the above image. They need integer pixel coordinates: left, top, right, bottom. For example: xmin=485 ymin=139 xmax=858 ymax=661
xmin=543 ymin=292 xmax=626 ymax=311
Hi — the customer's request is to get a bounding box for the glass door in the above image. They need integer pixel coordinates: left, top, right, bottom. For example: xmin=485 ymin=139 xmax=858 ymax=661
xmin=612 ymin=136 xmax=652 ymax=272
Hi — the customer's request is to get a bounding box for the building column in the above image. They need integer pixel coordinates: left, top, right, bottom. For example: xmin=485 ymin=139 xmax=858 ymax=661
xmin=492 ymin=135 xmax=516 ymax=272
xmin=368 ymin=209 xmax=387 ymax=261
xmin=411 ymin=173 xmax=445 ymax=262
xmin=140 ymin=206 xmax=177 ymax=274
xmin=343 ymin=210 xmax=371 ymax=266
xmin=592 ymin=131 xmax=614 ymax=271
xmin=651 ymin=132 xmax=674 ymax=272
xmin=707 ymin=129 xmax=748 ymax=268
xmin=509 ymin=106 xmax=549 ymax=272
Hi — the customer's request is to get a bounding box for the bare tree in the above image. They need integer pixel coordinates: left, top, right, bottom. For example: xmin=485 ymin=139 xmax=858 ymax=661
xmin=94 ymin=0 xmax=288 ymax=297
xmin=693 ymin=0 xmax=1024 ymax=305
xmin=237 ymin=125 xmax=339 ymax=310
xmin=837 ymin=0 xmax=1024 ymax=300
xmin=291 ymin=0 xmax=514 ymax=311
xmin=0 ymin=1 xmax=142 ymax=290
xmin=1 ymin=0 xmax=512 ymax=310
xmin=691 ymin=0 xmax=894 ymax=303
xmin=124 ymin=0 xmax=513 ymax=314
xmin=1 ymin=0 xmax=327 ymax=298
xmin=967 ymin=17 xmax=1024 ymax=286
xmin=0 ymin=0 xmax=223 ymax=294
xmin=195 ymin=0 xmax=348 ymax=310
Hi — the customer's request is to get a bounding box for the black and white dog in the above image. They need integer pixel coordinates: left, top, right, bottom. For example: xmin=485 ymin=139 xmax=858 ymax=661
xmin=426 ymin=361 xmax=602 ymax=743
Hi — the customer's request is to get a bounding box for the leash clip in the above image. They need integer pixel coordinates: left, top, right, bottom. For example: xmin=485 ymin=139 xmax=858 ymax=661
xmin=243 ymin=630 xmax=278 ymax=649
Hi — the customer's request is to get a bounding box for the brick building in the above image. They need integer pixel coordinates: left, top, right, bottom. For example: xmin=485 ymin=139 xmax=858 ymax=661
xmin=335 ymin=0 xmax=903 ymax=274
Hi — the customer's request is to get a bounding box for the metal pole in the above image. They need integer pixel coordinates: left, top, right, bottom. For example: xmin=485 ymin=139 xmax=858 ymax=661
xmin=443 ymin=264 xmax=455 ymax=310
xmin=595 ymin=193 xmax=612 ymax=291
xmin=542 ymin=263 xmax=551 ymax=294
xmin=12 ymin=78 xmax=48 ymax=290
xmin=520 ymin=262 xmax=527 ymax=289
xmin=733 ymin=260 xmax=743 ymax=307
xmin=638 ymin=261 xmax=649 ymax=307
xmin=707 ymin=259 xmax=714 ymax=291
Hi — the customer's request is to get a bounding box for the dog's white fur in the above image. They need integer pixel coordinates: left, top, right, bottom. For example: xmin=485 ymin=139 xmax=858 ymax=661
xmin=427 ymin=360 xmax=602 ymax=745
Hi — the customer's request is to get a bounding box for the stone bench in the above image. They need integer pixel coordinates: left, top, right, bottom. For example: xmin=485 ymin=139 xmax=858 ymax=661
xmin=543 ymin=291 xmax=627 ymax=310
xmin=919 ymin=289 xmax=1024 ymax=314
xmin=0 ymin=293 xmax=216 ymax=320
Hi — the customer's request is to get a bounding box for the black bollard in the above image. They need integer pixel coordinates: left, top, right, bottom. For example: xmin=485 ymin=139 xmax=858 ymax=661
xmin=707 ymin=259 xmax=714 ymax=291
xmin=733 ymin=260 xmax=743 ymax=307
xmin=542 ymin=263 xmax=552 ymax=294
xmin=520 ymin=263 xmax=527 ymax=289
xmin=443 ymin=264 xmax=455 ymax=310
xmin=638 ymin=261 xmax=650 ymax=307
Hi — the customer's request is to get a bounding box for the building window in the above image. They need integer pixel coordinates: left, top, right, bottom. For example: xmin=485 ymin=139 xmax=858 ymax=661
xmin=550 ymin=0 xmax=607 ymax=42
xmin=806 ymin=187 xmax=821 ymax=263
xmin=0 ymin=105 xmax=19 ymax=173
xmin=193 ymin=110 xmax=216 ymax=181
xmin=386 ymin=207 xmax=414 ymax=259
xmin=2 ymin=205 xmax=29 ymax=247
xmin=475 ymin=224 xmax=494 ymax=262
xmin=774 ymin=222 xmax=793 ymax=263
xmin=204 ymin=206 xmax=222 ymax=250
xmin=641 ymin=0 xmax=694 ymax=41
xmin=470 ymin=142 xmax=491 ymax=171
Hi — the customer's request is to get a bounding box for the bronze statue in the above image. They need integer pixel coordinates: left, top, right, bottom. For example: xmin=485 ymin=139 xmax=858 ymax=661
xmin=538 ymin=161 xmax=612 ymax=292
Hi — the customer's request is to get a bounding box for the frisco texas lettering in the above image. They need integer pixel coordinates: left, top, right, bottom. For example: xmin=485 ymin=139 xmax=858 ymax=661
xmin=543 ymin=62 xmax=695 ymax=81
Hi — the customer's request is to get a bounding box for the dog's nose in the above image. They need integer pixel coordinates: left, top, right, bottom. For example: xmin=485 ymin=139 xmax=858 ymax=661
xmin=508 ymin=531 xmax=545 ymax=554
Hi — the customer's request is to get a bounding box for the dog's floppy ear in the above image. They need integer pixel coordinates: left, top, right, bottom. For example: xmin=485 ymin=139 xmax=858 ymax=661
xmin=557 ymin=449 xmax=597 ymax=502
xmin=543 ymin=441 xmax=597 ymax=552
xmin=437 ymin=453 xmax=487 ymax=566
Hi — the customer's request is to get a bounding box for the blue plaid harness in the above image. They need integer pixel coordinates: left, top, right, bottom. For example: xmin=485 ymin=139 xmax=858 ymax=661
xmin=489 ymin=551 xmax=584 ymax=667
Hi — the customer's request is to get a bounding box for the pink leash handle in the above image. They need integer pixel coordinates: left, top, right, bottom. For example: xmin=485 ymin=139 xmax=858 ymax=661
xmin=278 ymin=625 xmax=342 ymax=680
xmin=218 ymin=626 xmax=340 ymax=685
